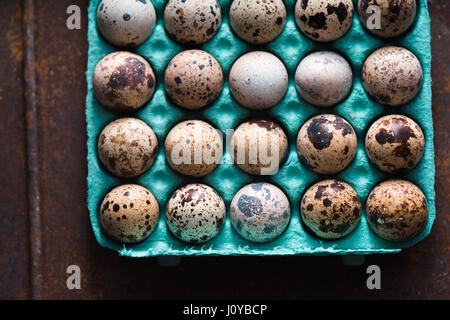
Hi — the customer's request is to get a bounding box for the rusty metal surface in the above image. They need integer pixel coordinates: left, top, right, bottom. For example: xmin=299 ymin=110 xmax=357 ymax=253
xmin=0 ymin=0 xmax=30 ymax=300
xmin=0 ymin=0 xmax=448 ymax=299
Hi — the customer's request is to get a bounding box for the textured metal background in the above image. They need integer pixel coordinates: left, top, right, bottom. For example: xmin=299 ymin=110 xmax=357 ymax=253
xmin=0 ymin=0 xmax=448 ymax=299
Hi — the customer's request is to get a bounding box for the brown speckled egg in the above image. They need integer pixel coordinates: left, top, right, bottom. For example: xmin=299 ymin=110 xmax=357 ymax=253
xmin=295 ymin=51 xmax=353 ymax=107
xmin=166 ymin=183 xmax=226 ymax=244
xmin=229 ymin=51 xmax=288 ymax=110
xmin=295 ymin=0 xmax=354 ymax=42
xmin=358 ymin=0 xmax=416 ymax=38
xmin=297 ymin=114 xmax=357 ymax=174
xmin=98 ymin=118 xmax=158 ymax=178
xmin=366 ymin=180 xmax=428 ymax=242
xmin=93 ymin=51 xmax=156 ymax=112
xmin=97 ymin=0 xmax=157 ymax=47
xmin=164 ymin=0 xmax=222 ymax=45
xmin=362 ymin=46 xmax=423 ymax=106
xmin=231 ymin=120 xmax=288 ymax=175
xmin=100 ymin=184 xmax=159 ymax=244
xmin=230 ymin=183 xmax=291 ymax=243
xmin=229 ymin=0 xmax=286 ymax=44
xmin=301 ymin=180 xmax=361 ymax=239
xmin=165 ymin=120 xmax=223 ymax=177
xmin=366 ymin=115 xmax=424 ymax=173
xmin=164 ymin=50 xmax=223 ymax=110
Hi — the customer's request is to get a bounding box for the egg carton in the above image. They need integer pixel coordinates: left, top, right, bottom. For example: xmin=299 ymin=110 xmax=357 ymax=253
xmin=86 ymin=0 xmax=435 ymax=257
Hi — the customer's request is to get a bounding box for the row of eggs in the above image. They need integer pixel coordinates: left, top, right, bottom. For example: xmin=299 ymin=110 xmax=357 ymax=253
xmin=93 ymin=47 xmax=423 ymax=113
xmin=97 ymin=0 xmax=418 ymax=47
xmin=100 ymin=179 xmax=428 ymax=245
xmin=98 ymin=114 xmax=424 ymax=178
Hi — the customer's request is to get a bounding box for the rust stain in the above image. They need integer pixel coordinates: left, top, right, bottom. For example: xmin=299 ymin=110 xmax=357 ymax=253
xmin=6 ymin=0 xmax=24 ymax=64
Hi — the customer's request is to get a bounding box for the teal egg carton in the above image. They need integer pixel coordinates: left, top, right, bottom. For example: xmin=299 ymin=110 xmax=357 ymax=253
xmin=86 ymin=0 xmax=435 ymax=257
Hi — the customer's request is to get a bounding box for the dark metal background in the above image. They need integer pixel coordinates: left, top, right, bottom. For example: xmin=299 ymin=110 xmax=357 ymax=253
xmin=0 ymin=0 xmax=448 ymax=299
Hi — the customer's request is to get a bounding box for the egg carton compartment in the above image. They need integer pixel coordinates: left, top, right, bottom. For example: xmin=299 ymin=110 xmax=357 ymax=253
xmin=86 ymin=0 xmax=435 ymax=257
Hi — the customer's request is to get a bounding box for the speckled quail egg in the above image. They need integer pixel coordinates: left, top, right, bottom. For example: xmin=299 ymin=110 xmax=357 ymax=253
xmin=166 ymin=183 xmax=226 ymax=244
xmin=98 ymin=118 xmax=158 ymax=178
xmin=362 ymin=46 xmax=423 ymax=106
xmin=97 ymin=0 xmax=157 ymax=47
xmin=231 ymin=120 xmax=288 ymax=175
xmin=229 ymin=0 xmax=286 ymax=44
xmin=366 ymin=180 xmax=428 ymax=242
xmin=300 ymin=179 xmax=361 ymax=239
xmin=295 ymin=51 xmax=353 ymax=107
xmin=295 ymin=0 xmax=354 ymax=42
xmin=165 ymin=120 xmax=223 ymax=177
xmin=229 ymin=51 xmax=288 ymax=110
xmin=366 ymin=115 xmax=425 ymax=173
xmin=164 ymin=50 xmax=223 ymax=109
xmin=100 ymin=184 xmax=159 ymax=244
xmin=93 ymin=51 xmax=156 ymax=112
xmin=358 ymin=0 xmax=416 ymax=38
xmin=230 ymin=183 xmax=291 ymax=243
xmin=297 ymin=114 xmax=357 ymax=174
xmin=164 ymin=0 xmax=222 ymax=45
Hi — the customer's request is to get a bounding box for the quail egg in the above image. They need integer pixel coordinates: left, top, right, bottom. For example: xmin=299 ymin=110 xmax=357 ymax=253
xmin=366 ymin=180 xmax=428 ymax=242
xmin=229 ymin=0 xmax=286 ymax=44
xmin=230 ymin=182 xmax=291 ymax=243
xmin=297 ymin=114 xmax=357 ymax=174
xmin=295 ymin=0 xmax=354 ymax=42
xmin=295 ymin=51 xmax=353 ymax=107
xmin=366 ymin=115 xmax=425 ymax=173
xmin=300 ymin=179 xmax=361 ymax=239
xmin=164 ymin=0 xmax=222 ymax=45
xmin=229 ymin=51 xmax=288 ymax=110
xmin=100 ymin=184 xmax=159 ymax=244
xmin=358 ymin=0 xmax=416 ymax=38
xmin=362 ymin=46 xmax=423 ymax=106
xmin=164 ymin=50 xmax=223 ymax=109
xmin=231 ymin=120 xmax=288 ymax=175
xmin=93 ymin=51 xmax=156 ymax=112
xmin=165 ymin=120 xmax=223 ymax=177
xmin=166 ymin=183 xmax=226 ymax=244
xmin=97 ymin=0 xmax=157 ymax=47
xmin=98 ymin=118 xmax=158 ymax=178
